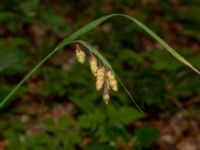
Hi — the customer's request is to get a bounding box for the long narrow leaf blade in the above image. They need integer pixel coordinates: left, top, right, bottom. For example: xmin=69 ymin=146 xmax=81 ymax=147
xmin=56 ymin=14 xmax=200 ymax=75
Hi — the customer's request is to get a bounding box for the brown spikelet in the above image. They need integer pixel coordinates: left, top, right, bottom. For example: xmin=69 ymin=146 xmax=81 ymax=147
xmin=96 ymin=67 xmax=105 ymax=91
xmin=75 ymin=44 xmax=86 ymax=64
xmin=89 ymin=55 xmax=98 ymax=76
xmin=103 ymin=78 xmax=110 ymax=104
xmin=107 ymin=70 xmax=118 ymax=92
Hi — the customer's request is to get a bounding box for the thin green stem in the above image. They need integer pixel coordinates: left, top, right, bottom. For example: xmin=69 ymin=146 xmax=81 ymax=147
xmin=115 ymin=75 xmax=144 ymax=113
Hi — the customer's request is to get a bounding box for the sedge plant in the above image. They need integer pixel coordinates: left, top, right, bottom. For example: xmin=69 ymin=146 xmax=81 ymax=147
xmin=0 ymin=14 xmax=200 ymax=112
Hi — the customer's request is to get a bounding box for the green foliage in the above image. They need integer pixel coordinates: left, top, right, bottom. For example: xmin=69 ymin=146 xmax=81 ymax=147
xmin=0 ymin=39 xmax=28 ymax=75
xmin=77 ymin=105 xmax=144 ymax=143
xmin=37 ymin=67 xmax=69 ymax=97
xmin=107 ymin=106 xmax=145 ymax=125
xmin=173 ymin=71 xmax=200 ymax=98
xmin=135 ymin=126 xmax=160 ymax=149
xmin=118 ymin=49 xmax=143 ymax=67
xmin=88 ymin=144 xmax=115 ymax=150
xmin=1 ymin=116 xmax=80 ymax=150
xmin=147 ymin=50 xmax=184 ymax=72
xmin=40 ymin=10 xmax=71 ymax=35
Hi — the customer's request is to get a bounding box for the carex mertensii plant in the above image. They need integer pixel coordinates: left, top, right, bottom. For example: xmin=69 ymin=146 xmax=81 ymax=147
xmin=1 ymin=14 xmax=200 ymax=112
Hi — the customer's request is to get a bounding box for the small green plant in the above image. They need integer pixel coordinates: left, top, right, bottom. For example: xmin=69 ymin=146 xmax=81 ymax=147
xmin=1 ymin=14 xmax=200 ymax=110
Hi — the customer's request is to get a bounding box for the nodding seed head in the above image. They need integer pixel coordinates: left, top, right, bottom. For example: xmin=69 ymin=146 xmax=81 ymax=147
xmin=75 ymin=44 xmax=86 ymax=64
xmin=107 ymin=70 xmax=118 ymax=92
xmin=89 ymin=55 xmax=98 ymax=76
xmin=96 ymin=67 xmax=105 ymax=91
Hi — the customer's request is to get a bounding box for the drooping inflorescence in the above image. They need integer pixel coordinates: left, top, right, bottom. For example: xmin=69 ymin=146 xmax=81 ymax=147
xmin=75 ymin=43 xmax=118 ymax=104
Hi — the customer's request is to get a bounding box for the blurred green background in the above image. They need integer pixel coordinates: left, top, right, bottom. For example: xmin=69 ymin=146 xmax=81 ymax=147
xmin=0 ymin=0 xmax=200 ymax=149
